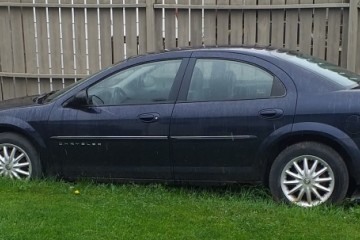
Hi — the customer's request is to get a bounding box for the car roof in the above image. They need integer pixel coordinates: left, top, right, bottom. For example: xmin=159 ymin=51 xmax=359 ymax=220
xmin=125 ymin=45 xmax=298 ymax=66
xmin=157 ymin=45 xmax=277 ymax=54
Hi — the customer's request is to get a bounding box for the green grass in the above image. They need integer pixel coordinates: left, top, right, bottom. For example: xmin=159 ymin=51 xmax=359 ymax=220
xmin=0 ymin=178 xmax=360 ymax=240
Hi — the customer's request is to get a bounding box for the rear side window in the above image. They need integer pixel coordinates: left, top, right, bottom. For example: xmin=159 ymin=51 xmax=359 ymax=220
xmin=187 ymin=59 xmax=285 ymax=102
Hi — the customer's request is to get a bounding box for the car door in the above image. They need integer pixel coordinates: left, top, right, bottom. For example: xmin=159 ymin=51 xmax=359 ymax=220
xmin=47 ymin=58 xmax=188 ymax=180
xmin=170 ymin=51 xmax=297 ymax=182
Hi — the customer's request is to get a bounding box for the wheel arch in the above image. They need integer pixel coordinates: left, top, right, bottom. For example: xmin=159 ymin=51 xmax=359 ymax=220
xmin=0 ymin=118 xmax=47 ymax=157
xmin=259 ymin=123 xmax=360 ymax=186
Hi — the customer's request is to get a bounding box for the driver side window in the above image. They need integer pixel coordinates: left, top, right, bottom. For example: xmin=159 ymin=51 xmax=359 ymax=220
xmin=87 ymin=60 xmax=182 ymax=105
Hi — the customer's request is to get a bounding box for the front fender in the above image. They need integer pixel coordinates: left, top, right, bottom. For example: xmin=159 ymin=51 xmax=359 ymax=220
xmin=0 ymin=116 xmax=46 ymax=150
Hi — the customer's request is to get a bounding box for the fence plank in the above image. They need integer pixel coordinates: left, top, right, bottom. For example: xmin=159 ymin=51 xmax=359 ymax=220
xmin=0 ymin=4 xmax=13 ymax=73
xmin=22 ymin=0 xmax=39 ymax=96
xmin=217 ymin=0 xmax=229 ymax=46
xmin=87 ymin=0 xmax=100 ymax=73
xmin=164 ymin=0 xmax=176 ymax=49
xmin=204 ymin=0 xmax=216 ymax=46
xmin=74 ymin=0 xmax=87 ymax=74
xmin=52 ymin=78 xmax=63 ymax=91
xmin=2 ymin=77 xmax=15 ymax=100
xmin=327 ymin=0 xmax=342 ymax=65
xmin=313 ymin=0 xmax=327 ymax=59
xmin=177 ymin=0 xmax=189 ymax=47
xmin=347 ymin=0 xmax=359 ymax=72
xmin=14 ymin=77 xmax=27 ymax=98
xmin=341 ymin=8 xmax=349 ymax=68
xmin=0 ymin=3 xmax=20 ymax=99
xmin=21 ymin=0 xmax=37 ymax=74
xmin=125 ymin=0 xmax=138 ymax=57
xmin=146 ymin=0 xmax=155 ymax=52
xmin=48 ymin=0 xmax=62 ymax=75
xmin=12 ymin=0 xmax=27 ymax=98
xmin=10 ymin=0 xmax=26 ymax=74
xmin=271 ymin=0 xmax=285 ymax=48
xmin=0 ymin=3 xmax=16 ymax=100
xmin=0 ymin=77 xmax=3 ymax=100
xmin=243 ymin=0 xmax=256 ymax=45
xmin=36 ymin=1 xmax=49 ymax=74
xmin=230 ymin=0 xmax=243 ymax=45
xmin=61 ymin=0 xmax=75 ymax=74
xmin=356 ymin=3 xmax=360 ymax=73
xmin=63 ymin=78 xmax=74 ymax=87
xmin=26 ymin=78 xmax=39 ymax=96
xmin=191 ymin=0 xmax=202 ymax=47
xmin=99 ymin=0 xmax=112 ymax=68
xmin=154 ymin=3 xmax=163 ymax=51
xmin=299 ymin=0 xmax=313 ymax=54
xmin=38 ymin=0 xmax=52 ymax=92
xmin=257 ymin=0 xmax=270 ymax=45
xmin=112 ymin=0 xmax=125 ymax=62
xmin=284 ymin=0 xmax=298 ymax=50
xmin=0 ymin=58 xmax=2 ymax=100
xmin=40 ymin=77 xmax=50 ymax=94
xmin=138 ymin=0 xmax=147 ymax=54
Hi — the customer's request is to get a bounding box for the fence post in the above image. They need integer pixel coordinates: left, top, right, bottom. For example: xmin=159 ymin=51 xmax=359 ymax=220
xmin=347 ymin=0 xmax=359 ymax=72
xmin=146 ymin=0 xmax=156 ymax=52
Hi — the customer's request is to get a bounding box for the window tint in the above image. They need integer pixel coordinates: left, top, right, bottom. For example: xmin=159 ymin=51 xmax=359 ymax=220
xmin=88 ymin=60 xmax=182 ymax=105
xmin=187 ymin=59 xmax=285 ymax=102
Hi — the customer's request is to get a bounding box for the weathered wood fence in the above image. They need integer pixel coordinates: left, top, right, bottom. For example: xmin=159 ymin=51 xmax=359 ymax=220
xmin=0 ymin=0 xmax=359 ymax=100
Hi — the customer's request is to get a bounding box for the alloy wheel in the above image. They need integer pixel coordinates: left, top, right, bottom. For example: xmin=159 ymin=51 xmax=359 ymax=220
xmin=0 ymin=143 xmax=32 ymax=180
xmin=280 ymin=155 xmax=335 ymax=207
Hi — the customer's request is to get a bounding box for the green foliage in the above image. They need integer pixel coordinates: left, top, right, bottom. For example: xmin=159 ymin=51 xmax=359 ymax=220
xmin=0 ymin=178 xmax=359 ymax=240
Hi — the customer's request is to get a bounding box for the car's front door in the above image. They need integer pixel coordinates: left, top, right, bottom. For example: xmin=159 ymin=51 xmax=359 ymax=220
xmin=170 ymin=52 xmax=297 ymax=182
xmin=48 ymin=59 xmax=187 ymax=180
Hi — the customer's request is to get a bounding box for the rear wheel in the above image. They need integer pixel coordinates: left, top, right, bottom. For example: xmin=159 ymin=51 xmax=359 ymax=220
xmin=0 ymin=132 xmax=41 ymax=180
xmin=269 ymin=142 xmax=348 ymax=207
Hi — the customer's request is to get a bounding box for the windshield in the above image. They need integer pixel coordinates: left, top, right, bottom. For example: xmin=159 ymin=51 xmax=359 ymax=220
xmin=271 ymin=50 xmax=360 ymax=89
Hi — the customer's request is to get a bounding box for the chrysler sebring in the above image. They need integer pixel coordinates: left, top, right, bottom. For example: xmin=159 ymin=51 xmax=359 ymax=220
xmin=0 ymin=47 xmax=360 ymax=207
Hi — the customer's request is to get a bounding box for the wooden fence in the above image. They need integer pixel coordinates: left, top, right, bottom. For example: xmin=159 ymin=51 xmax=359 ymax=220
xmin=0 ymin=0 xmax=359 ymax=100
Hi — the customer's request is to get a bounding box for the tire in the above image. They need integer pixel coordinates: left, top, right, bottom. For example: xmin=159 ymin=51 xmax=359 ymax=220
xmin=0 ymin=132 xmax=41 ymax=179
xmin=269 ymin=142 xmax=349 ymax=207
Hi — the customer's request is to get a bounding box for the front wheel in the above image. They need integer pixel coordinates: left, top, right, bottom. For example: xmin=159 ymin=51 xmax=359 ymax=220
xmin=0 ymin=132 xmax=41 ymax=180
xmin=269 ymin=142 xmax=349 ymax=207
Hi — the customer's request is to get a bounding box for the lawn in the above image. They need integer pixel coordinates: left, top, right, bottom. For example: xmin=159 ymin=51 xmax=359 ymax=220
xmin=0 ymin=178 xmax=359 ymax=240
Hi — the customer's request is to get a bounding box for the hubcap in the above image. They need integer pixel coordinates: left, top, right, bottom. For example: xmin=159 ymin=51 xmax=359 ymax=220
xmin=280 ymin=155 xmax=335 ymax=207
xmin=0 ymin=144 xmax=32 ymax=180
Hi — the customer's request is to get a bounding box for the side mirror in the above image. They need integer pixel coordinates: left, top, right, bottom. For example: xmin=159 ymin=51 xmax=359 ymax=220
xmin=65 ymin=89 xmax=89 ymax=108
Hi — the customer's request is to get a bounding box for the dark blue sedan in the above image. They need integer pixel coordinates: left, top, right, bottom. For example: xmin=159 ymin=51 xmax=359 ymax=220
xmin=0 ymin=47 xmax=359 ymax=207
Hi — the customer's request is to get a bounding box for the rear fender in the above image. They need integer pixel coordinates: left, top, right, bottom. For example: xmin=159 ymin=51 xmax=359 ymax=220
xmin=256 ymin=122 xmax=360 ymax=183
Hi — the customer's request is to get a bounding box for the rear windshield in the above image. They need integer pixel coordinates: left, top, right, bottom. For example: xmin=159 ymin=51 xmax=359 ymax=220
xmin=271 ymin=50 xmax=360 ymax=89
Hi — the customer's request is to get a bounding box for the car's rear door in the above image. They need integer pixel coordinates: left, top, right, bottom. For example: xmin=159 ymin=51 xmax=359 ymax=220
xmin=48 ymin=56 xmax=189 ymax=180
xmin=170 ymin=51 xmax=297 ymax=182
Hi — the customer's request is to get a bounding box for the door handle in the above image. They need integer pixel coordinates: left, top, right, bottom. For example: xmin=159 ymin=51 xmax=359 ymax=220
xmin=138 ymin=113 xmax=160 ymax=123
xmin=259 ymin=109 xmax=284 ymax=119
